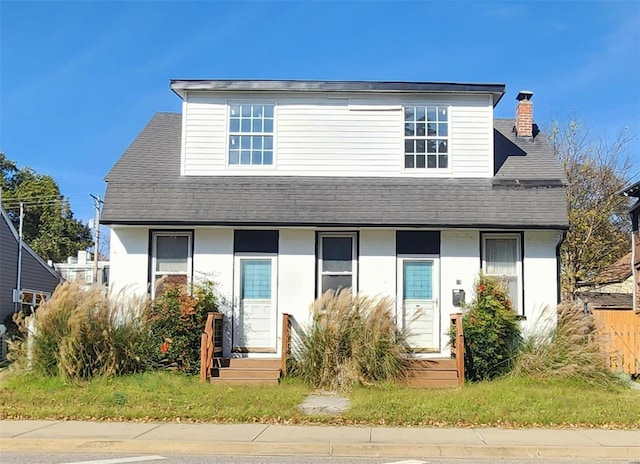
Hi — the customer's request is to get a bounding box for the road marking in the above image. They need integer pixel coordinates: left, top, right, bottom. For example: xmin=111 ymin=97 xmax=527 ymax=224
xmin=65 ymin=456 xmax=167 ymax=464
xmin=383 ymin=461 xmax=427 ymax=464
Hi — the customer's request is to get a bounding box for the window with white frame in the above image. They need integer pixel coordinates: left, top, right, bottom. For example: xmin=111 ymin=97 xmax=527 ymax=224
xmin=318 ymin=233 xmax=357 ymax=295
xmin=482 ymin=233 xmax=523 ymax=315
xmin=404 ymin=106 xmax=449 ymax=169
xmin=151 ymin=231 xmax=192 ymax=297
xmin=228 ymin=103 xmax=274 ymax=166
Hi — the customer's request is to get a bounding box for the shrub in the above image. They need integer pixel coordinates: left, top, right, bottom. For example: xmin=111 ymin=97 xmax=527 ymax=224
xmin=291 ymin=290 xmax=409 ymax=390
xmin=143 ymin=280 xmax=219 ymax=375
xmin=511 ymin=303 xmax=620 ymax=387
xmin=457 ymin=273 xmax=522 ymax=381
xmin=9 ymin=282 xmax=149 ymax=380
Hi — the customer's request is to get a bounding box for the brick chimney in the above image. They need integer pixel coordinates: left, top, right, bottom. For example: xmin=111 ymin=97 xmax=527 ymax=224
xmin=515 ymin=90 xmax=534 ymax=139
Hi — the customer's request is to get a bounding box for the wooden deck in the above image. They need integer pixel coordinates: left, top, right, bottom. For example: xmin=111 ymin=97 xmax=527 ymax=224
xmin=200 ymin=312 xmax=466 ymax=387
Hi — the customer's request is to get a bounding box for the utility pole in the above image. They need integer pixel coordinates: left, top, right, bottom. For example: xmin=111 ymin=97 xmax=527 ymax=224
xmin=90 ymin=194 xmax=103 ymax=284
xmin=15 ymin=201 xmax=24 ymax=312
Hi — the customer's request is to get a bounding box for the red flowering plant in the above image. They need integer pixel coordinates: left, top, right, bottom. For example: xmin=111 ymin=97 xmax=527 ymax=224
xmin=143 ymin=279 xmax=219 ymax=375
xmin=451 ymin=273 xmax=521 ymax=382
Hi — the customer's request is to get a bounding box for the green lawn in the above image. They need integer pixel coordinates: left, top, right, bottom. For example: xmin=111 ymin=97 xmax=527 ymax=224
xmin=1 ymin=372 xmax=638 ymax=428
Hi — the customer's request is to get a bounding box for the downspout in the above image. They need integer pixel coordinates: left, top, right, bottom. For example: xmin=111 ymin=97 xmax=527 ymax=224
xmin=555 ymin=230 xmax=567 ymax=304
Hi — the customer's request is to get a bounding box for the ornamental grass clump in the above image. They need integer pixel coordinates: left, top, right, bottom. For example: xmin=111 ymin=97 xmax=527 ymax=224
xmin=458 ymin=273 xmax=522 ymax=382
xmin=291 ymin=290 xmax=409 ymax=390
xmin=511 ymin=303 xmax=620 ymax=388
xmin=9 ymin=282 xmax=150 ymax=380
xmin=143 ymin=279 xmax=219 ymax=375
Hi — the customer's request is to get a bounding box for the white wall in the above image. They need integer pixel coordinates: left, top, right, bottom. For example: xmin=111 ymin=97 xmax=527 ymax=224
xmin=358 ymin=229 xmax=396 ymax=298
xmin=523 ymin=230 xmax=562 ymax=333
xmin=440 ymin=229 xmax=481 ymax=355
xmin=109 ymin=227 xmax=149 ymax=296
xmin=182 ymin=91 xmax=493 ymax=178
xmin=277 ymin=229 xmax=316 ymax=355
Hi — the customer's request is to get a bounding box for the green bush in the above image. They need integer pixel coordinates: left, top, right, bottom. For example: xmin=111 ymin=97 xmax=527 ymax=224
xmin=511 ymin=303 xmax=620 ymax=387
xmin=144 ymin=280 xmax=219 ymax=375
xmin=291 ymin=290 xmax=409 ymax=390
xmin=9 ymin=282 xmax=149 ymax=380
xmin=456 ymin=274 xmax=522 ymax=381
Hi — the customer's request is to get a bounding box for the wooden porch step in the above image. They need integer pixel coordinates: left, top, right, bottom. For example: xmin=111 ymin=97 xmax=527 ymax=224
xmin=404 ymin=377 xmax=460 ymax=388
xmin=218 ymin=358 xmax=281 ymax=369
xmin=406 ymin=358 xmax=457 ymax=369
xmin=209 ymin=357 xmax=282 ymax=385
xmin=406 ymin=368 xmax=459 ymax=380
xmin=209 ymin=377 xmax=280 ymax=386
xmin=212 ymin=367 xmax=281 ymax=380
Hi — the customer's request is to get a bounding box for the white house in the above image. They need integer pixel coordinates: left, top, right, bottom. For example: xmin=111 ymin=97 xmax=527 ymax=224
xmin=102 ymin=80 xmax=567 ymax=361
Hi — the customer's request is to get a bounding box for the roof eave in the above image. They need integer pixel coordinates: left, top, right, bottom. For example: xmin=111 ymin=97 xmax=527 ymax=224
xmin=169 ymin=79 xmax=506 ymax=106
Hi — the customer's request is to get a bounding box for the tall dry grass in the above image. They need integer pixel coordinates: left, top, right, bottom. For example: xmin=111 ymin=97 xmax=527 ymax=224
xmin=10 ymin=282 xmax=150 ymax=380
xmin=511 ymin=303 xmax=620 ymax=387
xmin=291 ymin=290 xmax=409 ymax=390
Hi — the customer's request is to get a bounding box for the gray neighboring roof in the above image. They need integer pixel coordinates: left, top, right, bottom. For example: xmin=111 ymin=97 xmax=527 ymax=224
xmin=575 ymin=292 xmax=633 ymax=310
xmin=170 ymin=80 xmax=506 ymax=106
xmin=102 ymin=112 xmax=568 ymax=229
xmin=620 ymin=179 xmax=640 ymax=198
xmin=0 ymin=207 xmax=62 ymax=321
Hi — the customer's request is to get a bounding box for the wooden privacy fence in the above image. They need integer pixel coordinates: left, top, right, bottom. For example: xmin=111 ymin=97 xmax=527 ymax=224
xmin=592 ymin=309 xmax=640 ymax=375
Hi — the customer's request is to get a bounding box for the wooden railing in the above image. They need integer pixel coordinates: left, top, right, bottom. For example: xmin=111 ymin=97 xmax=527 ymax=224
xmin=200 ymin=312 xmax=224 ymax=382
xmin=450 ymin=313 xmax=465 ymax=385
xmin=281 ymin=313 xmax=291 ymax=375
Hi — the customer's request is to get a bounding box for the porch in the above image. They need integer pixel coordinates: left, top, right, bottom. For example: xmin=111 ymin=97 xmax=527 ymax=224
xmin=200 ymin=313 xmax=465 ymax=388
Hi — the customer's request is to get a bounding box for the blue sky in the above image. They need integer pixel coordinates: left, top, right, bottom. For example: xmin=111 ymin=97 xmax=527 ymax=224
xmin=1 ymin=0 xmax=639 ymax=224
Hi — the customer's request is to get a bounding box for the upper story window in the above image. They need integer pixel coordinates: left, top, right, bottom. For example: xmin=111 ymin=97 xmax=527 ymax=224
xmin=228 ymin=103 xmax=274 ymax=166
xmin=404 ymin=106 xmax=448 ymax=169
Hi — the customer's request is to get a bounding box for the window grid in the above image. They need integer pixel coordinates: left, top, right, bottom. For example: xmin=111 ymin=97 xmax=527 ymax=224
xmin=229 ymin=103 xmax=274 ymax=166
xmin=151 ymin=231 xmax=192 ymax=298
xmin=404 ymin=106 xmax=449 ymax=169
xmin=318 ymin=233 xmax=357 ymax=295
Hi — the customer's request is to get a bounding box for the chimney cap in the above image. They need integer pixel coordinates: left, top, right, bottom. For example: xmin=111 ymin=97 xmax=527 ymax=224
xmin=516 ymin=90 xmax=534 ymax=101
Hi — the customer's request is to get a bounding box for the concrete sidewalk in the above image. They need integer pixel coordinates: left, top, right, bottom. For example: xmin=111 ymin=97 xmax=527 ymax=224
xmin=1 ymin=420 xmax=639 ymax=460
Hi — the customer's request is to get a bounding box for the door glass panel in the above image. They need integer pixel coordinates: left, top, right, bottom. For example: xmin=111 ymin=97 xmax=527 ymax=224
xmin=322 ymin=275 xmax=352 ymax=293
xmin=322 ymin=237 xmax=353 ymax=272
xmin=156 ymin=235 xmax=189 ymax=272
xmin=403 ymin=261 xmax=433 ymax=300
xmin=241 ymin=259 xmax=271 ymax=299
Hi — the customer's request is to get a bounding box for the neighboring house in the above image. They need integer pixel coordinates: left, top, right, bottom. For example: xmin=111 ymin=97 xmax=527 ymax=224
xmin=0 ymin=206 xmax=62 ymax=324
xmin=576 ymin=243 xmax=640 ymax=312
xmin=54 ymin=250 xmax=110 ymax=290
xmin=102 ymin=80 xmax=568 ymax=360
xmin=621 ymin=180 xmax=640 ymax=311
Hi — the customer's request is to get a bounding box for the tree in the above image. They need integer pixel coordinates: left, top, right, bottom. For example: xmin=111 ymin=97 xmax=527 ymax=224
xmin=549 ymin=120 xmax=635 ymax=300
xmin=0 ymin=152 xmax=92 ymax=263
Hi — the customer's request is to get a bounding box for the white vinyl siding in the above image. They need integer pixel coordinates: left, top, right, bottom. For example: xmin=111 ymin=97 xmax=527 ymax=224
xmin=181 ymin=92 xmax=493 ymax=177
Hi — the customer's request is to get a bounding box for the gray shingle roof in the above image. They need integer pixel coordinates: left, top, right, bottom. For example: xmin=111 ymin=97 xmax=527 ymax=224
xmin=102 ymin=112 xmax=568 ymax=229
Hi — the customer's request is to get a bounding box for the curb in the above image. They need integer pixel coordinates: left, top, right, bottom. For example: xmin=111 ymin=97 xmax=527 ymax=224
xmin=2 ymin=438 xmax=639 ymax=460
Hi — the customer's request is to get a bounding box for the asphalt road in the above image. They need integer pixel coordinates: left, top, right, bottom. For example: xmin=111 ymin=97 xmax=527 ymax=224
xmin=1 ymin=453 xmax=636 ymax=464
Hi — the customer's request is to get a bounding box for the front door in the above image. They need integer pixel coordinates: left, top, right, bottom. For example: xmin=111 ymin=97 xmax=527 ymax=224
xmin=233 ymin=256 xmax=277 ymax=352
xmin=398 ymin=257 xmax=440 ymax=352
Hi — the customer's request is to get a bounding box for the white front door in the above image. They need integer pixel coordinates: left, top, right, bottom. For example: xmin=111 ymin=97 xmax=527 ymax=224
xmin=233 ymin=256 xmax=277 ymax=352
xmin=398 ymin=257 xmax=440 ymax=352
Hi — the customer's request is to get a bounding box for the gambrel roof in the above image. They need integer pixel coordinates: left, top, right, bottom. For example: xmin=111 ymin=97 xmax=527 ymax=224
xmin=102 ymin=112 xmax=568 ymax=229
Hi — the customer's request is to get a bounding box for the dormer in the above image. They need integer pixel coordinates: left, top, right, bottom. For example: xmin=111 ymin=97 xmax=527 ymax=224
xmin=170 ymin=80 xmax=505 ymax=178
